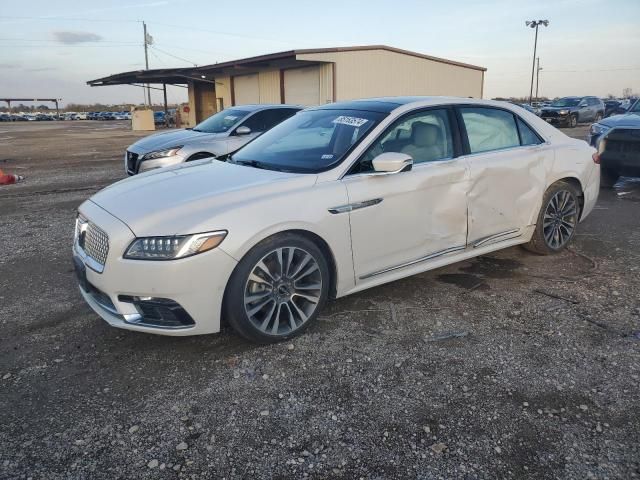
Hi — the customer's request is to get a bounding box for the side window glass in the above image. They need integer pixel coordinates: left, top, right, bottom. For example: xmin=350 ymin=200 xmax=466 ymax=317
xmin=240 ymin=111 xmax=271 ymax=132
xmin=517 ymin=118 xmax=542 ymax=146
xmin=461 ymin=108 xmax=520 ymax=154
xmin=351 ymin=109 xmax=453 ymax=174
xmin=265 ymin=109 xmax=298 ymax=129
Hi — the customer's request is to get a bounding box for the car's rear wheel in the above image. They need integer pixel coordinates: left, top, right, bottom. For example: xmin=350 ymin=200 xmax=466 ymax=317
xmin=600 ymin=167 xmax=619 ymax=188
xmin=524 ymin=181 xmax=580 ymax=255
xmin=223 ymin=233 xmax=329 ymax=343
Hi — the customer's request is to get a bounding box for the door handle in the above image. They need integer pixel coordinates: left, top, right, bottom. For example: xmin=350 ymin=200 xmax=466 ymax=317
xmin=328 ymin=198 xmax=383 ymax=214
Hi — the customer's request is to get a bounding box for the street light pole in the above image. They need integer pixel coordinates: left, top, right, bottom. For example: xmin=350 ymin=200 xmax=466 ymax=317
xmin=535 ymin=57 xmax=542 ymax=101
xmin=526 ymin=20 xmax=549 ymax=105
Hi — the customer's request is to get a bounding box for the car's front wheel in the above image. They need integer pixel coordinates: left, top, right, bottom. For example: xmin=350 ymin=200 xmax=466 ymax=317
xmin=223 ymin=233 xmax=330 ymax=343
xmin=568 ymin=114 xmax=578 ymax=128
xmin=524 ymin=180 xmax=580 ymax=255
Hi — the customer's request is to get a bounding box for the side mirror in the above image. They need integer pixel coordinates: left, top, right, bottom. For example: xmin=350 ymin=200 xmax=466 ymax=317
xmin=235 ymin=126 xmax=251 ymax=136
xmin=371 ymin=152 xmax=413 ymax=175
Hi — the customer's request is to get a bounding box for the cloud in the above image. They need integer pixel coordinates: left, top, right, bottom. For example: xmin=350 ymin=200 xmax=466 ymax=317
xmin=52 ymin=31 xmax=103 ymax=44
xmin=0 ymin=62 xmax=20 ymax=68
xmin=24 ymin=67 xmax=58 ymax=72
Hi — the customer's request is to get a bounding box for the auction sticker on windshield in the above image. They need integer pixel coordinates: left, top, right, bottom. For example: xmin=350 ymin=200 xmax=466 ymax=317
xmin=333 ymin=116 xmax=369 ymax=128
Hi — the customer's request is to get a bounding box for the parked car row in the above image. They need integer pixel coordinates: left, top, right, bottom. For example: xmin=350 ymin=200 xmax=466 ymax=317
xmin=518 ymin=96 xmax=637 ymax=127
xmin=588 ymin=98 xmax=640 ymax=187
xmin=74 ymin=97 xmax=600 ymax=344
xmin=86 ymin=111 xmax=132 ymax=121
xmin=0 ymin=111 xmax=132 ymax=121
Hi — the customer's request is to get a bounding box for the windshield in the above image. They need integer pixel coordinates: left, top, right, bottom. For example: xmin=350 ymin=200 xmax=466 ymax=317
xmin=630 ymin=100 xmax=640 ymax=113
xmin=230 ymin=109 xmax=386 ymax=173
xmin=551 ymin=98 xmax=581 ymax=107
xmin=193 ymin=108 xmax=250 ymax=133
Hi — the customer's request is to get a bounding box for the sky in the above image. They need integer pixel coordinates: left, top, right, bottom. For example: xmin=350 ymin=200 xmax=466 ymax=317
xmin=1 ymin=0 xmax=639 ymax=107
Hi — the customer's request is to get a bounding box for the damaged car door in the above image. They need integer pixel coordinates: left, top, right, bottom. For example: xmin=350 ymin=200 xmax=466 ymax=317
xmin=458 ymin=106 xmax=548 ymax=248
xmin=342 ymin=108 xmax=469 ymax=281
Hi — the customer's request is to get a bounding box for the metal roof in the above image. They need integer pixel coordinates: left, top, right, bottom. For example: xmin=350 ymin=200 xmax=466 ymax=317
xmin=87 ymin=45 xmax=486 ymax=87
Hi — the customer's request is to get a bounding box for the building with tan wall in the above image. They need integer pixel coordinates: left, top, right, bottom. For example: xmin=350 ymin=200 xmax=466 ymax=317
xmin=89 ymin=45 xmax=486 ymax=127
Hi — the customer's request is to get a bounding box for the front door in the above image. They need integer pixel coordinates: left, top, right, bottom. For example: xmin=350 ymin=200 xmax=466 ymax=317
xmin=458 ymin=106 xmax=548 ymax=247
xmin=342 ymin=108 xmax=469 ymax=281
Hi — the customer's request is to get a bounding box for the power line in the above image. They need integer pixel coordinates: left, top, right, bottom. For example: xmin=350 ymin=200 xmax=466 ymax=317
xmin=0 ymin=37 xmax=140 ymax=44
xmin=146 ymin=21 xmax=291 ymax=44
xmin=0 ymin=15 xmax=140 ymax=23
xmin=0 ymin=44 xmax=140 ymax=48
xmin=150 ymin=45 xmax=198 ymax=66
xmin=542 ymin=67 xmax=640 ymax=73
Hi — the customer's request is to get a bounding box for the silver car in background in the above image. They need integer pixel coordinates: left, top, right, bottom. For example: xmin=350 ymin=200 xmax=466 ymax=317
xmin=124 ymin=104 xmax=301 ymax=175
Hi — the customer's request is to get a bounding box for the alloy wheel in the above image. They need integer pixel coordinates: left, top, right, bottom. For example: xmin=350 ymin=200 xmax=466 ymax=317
xmin=244 ymin=247 xmax=323 ymax=336
xmin=543 ymin=190 xmax=578 ymax=249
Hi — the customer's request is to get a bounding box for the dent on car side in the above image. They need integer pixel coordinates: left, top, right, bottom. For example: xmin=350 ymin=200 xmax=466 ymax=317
xmin=76 ymin=97 xmax=599 ymax=337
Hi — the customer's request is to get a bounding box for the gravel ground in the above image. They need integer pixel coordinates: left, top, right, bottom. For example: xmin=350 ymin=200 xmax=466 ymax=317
xmin=0 ymin=121 xmax=639 ymax=479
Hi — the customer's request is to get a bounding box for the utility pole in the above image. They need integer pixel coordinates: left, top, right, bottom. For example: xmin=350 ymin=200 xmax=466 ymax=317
xmin=142 ymin=21 xmax=152 ymax=107
xmin=526 ymin=20 xmax=549 ymax=105
xmin=535 ymin=57 xmax=542 ymax=101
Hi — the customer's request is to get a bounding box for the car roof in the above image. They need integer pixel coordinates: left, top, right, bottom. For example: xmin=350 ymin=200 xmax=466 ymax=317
xmin=308 ymin=96 xmax=538 ymax=114
xmin=230 ymin=104 xmax=303 ymax=112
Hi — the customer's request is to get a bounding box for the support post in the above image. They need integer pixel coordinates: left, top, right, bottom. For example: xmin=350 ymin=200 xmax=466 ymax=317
xmin=163 ymin=83 xmax=169 ymax=128
xmin=529 ymin=24 xmax=539 ymax=105
xmin=143 ymin=21 xmax=151 ymax=107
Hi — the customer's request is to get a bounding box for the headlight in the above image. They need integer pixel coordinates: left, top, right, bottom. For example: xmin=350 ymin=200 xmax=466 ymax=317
xmin=124 ymin=231 xmax=227 ymax=260
xmin=558 ymin=109 xmax=569 ymax=115
xmin=141 ymin=146 xmax=183 ymax=161
xmin=590 ymin=123 xmax=610 ymax=136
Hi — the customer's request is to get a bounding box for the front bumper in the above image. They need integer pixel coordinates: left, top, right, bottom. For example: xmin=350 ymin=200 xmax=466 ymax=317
xmin=541 ymin=113 xmax=570 ymax=125
xmin=74 ymin=200 xmax=238 ymax=336
xmin=598 ymin=129 xmax=640 ymax=176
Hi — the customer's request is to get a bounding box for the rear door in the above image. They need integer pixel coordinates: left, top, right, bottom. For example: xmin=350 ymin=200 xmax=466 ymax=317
xmin=458 ymin=106 xmax=549 ymax=248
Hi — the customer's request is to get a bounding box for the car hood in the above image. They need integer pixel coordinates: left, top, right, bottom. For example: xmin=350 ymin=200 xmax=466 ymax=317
xmin=88 ymin=159 xmax=316 ymax=236
xmin=599 ymin=112 xmax=640 ymax=129
xmin=128 ymin=129 xmax=227 ymax=153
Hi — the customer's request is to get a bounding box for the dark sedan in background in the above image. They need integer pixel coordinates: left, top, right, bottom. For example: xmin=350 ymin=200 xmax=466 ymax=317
xmin=590 ymin=99 xmax=640 ymax=186
xmin=540 ymin=96 xmax=604 ymax=127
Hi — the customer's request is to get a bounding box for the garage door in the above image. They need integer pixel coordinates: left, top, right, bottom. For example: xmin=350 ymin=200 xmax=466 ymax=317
xmin=284 ymin=66 xmax=321 ymax=106
xmin=233 ymin=74 xmax=259 ymax=105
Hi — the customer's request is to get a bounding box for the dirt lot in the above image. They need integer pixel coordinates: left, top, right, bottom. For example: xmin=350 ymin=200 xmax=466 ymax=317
xmin=1 ymin=121 xmax=639 ymax=480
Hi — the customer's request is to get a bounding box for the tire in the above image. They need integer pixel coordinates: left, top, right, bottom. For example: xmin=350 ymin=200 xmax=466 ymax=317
xmin=568 ymin=114 xmax=578 ymax=128
xmin=223 ymin=233 xmax=330 ymax=343
xmin=595 ymin=113 xmax=603 ymax=122
xmin=524 ymin=180 xmax=581 ymax=255
xmin=600 ymin=167 xmax=619 ymax=188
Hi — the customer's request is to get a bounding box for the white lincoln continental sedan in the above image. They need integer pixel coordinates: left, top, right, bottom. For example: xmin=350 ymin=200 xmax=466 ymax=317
xmin=73 ymin=97 xmax=599 ymax=343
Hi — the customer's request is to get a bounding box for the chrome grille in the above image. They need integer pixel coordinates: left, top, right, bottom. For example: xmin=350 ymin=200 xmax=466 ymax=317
xmin=84 ymin=223 xmax=109 ymax=266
